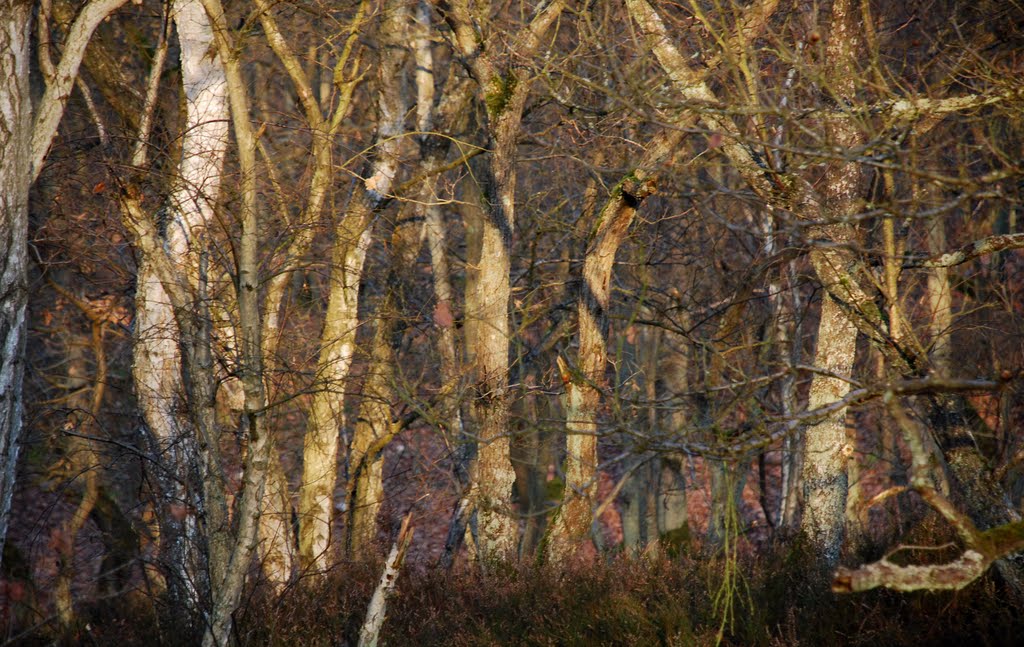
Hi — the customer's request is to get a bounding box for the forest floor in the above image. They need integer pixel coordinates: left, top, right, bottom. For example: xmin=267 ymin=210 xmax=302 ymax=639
xmin=3 ymin=422 xmax=1023 ymax=645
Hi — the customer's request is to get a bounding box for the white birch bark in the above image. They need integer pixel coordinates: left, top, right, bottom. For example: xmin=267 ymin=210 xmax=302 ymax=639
xmin=131 ymin=0 xmax=229 ymax=626
xmin=29 ymin=0 xmax=130 ymax=180
xmin=0 ymin=0 xmax=33 ymax=573
xmin=0 ymin=0 xmax=130 ymax=575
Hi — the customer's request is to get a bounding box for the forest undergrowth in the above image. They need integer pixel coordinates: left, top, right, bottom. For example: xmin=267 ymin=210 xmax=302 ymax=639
xmin=6 ymin=535 xmax=1022 ymax=647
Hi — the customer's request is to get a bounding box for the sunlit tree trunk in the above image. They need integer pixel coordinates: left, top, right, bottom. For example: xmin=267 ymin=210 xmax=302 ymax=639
xmin=800 ymin=294 xmax=858 ymax=562
xmin=795 ymin=0 xmax=867 ymax=566
xmin=544 ymin=121 xmax=677 ymax=559
xmin=130 ymin=0 xmax=229 ymax=626
xmin=253 ymin=0 xmax=367 ymax=586
xmin=927 ymin=215 xmax=952 ymax=372
xmin=443 ymin=0 xmax=566 ymax=560
xmin=298 ymin=0 xmax=408 ymax=569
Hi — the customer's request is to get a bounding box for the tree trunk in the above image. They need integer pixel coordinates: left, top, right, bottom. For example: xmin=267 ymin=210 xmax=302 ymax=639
xmin=545 ymin=138 xmax=669 ymax=560
xmin=129 ymin=0 xmax=230 ymax=629
xmin=795 ymin=0 xmax=865 ymax=567
xmin=443 ymin=0 xmax=566 ymax=561
xmin=0 ymin=0 xmax=32 ymax=573
xmin=251 ymin=0 xmax=368 ymax=588
xmin=800 ymin=294 xmax=858 ymax=564
xmin=298 ymin=0 xmax=408 ymax=569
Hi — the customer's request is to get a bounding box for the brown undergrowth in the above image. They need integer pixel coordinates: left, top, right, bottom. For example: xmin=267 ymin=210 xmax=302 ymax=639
xmin=8 ymin=537 xmax=1022 ymax=646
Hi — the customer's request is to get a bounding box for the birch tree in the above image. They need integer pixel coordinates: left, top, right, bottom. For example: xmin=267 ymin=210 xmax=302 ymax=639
xmin=0 ymin=0 xmax=129 ymax=575
xmin=129 ymin=0 xmax=230 ymax=623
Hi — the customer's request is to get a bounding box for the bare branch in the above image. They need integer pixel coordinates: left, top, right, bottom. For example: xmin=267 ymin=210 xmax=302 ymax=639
xmin=30 ymin=0 xmax=131 ymax=180
xmin=832 ymin=396 xmax=1024 ymax=594
xmin=833 ymin=550 xmax=988 ymax=593
xmin=905 ymin=233 xmax=1024 ymax=269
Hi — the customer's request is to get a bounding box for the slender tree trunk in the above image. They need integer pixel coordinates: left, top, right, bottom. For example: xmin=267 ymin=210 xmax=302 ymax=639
xmin=253 ymin=0 xmax=367 ymax=586
xmin=298 ymin=0 xmax=408 ymax=569
xmin=298 ymin=215 xmax=369 ymax=569
xmin=927 ymin=215 xmax=952 ymax=372
xmin=346 ymin=211 xmax=418 ymax=555
xmin=0 ymin=0 xmax=32 ymax=572
xmin=779 ymin=286 xmax=804 ymax=528
xmin=545 ymin=137 xmax=671 ymax=560
xmin=129 ymin=0 xmax=229 ymax=628
xmin=195 ymin=0 xmax=278 ymax=640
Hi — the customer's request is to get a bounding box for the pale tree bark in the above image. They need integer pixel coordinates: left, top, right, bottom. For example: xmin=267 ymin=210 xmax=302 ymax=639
xmin=29 ymin=0 xmax=131 ymax=179
xmin=251 ymin=0 xmax=367 ymax=589
xmin=800 ymin=294 xmax=858 ymax=563
xmin=193 ymin=0 xmax=278 ymax=642
xmin=926 ymin=208 xmax=952 ymax=373
xmin=128 ymin=0 xmax=229 ymax=628
xmin=788 ymin=0 xmax=866 ymax=566
xmin=0 ymin=0 xmax=129 ymax=577
xmin=0 ymin=0 xmax=32 ymax=573
xmin=441 ymin=0 xmax=566 ymax=560
xmin=357 ymin=513 xmax=414 ymax=647
xmin=345 ymin=205 xmax=421 ymax=555
xmin=298 ymin=0 xmax=408 ymax=571
xmin=545 ymin=139 xmax=669 ymax=560
xmin=346 ymin=316 xmax=400 ymax=556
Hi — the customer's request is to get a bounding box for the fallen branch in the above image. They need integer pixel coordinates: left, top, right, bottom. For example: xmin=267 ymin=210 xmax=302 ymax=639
xmin=832 ymin=394 xmax=1024 ymax=593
